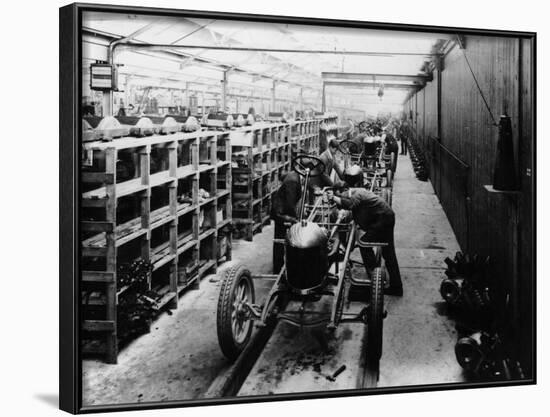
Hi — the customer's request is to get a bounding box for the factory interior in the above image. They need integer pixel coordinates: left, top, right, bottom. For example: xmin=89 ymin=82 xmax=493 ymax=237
xmin=79 ymin=11 xmax=534 ymax=406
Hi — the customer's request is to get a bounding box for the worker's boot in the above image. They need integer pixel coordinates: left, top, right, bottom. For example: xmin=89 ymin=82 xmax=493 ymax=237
xmin=384 ymin=285 xmax=403 ymax=297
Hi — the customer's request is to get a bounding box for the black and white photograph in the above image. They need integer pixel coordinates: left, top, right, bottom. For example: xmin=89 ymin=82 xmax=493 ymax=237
xmin=58 ymin=2 xmax=536 ymax=414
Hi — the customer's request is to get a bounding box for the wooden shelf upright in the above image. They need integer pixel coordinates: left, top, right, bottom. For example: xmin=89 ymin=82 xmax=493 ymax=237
xmin=80 ymin=130 xmax=232 ymax=363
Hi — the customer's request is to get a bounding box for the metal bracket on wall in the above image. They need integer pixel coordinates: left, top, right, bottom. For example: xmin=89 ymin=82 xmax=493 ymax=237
xmin=456 ymin=35 xmax=467 ymax=49
xmin=432 ymin=56 xmax=444 ymax=72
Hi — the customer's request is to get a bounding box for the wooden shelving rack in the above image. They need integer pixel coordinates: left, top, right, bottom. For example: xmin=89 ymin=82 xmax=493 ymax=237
xmin=290 ymin=119 xmax=321 ymax=158
xmin=229 ymin=120 xmax=322 ymax=240
xmin=230 ymin=123 xmax=293 ymax=240
xmin=289 ymin=119 xmax=322 ymax=173
xmin=80 ymin=130 xmax=232 ymax=363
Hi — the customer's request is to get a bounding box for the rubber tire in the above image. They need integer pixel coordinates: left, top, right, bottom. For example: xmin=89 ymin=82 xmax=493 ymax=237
xmin=381 ymin=188 xmax=392 ymax=207
xmin=386 ymin=169 xmax=393 ymax=188
xmin=216 ymin=263 xmax=256 ymax=361
xmin=366 ymin=267 xmax=385 ymax=381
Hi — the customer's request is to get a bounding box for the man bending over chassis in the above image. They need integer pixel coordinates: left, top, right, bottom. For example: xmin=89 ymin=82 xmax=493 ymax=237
xmin=327 ymin=165 xmax=403 ymax=297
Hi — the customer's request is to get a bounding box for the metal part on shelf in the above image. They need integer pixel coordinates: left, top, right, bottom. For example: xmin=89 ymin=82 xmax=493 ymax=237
xmin=80 ymin=129 xmax=232 ymax=363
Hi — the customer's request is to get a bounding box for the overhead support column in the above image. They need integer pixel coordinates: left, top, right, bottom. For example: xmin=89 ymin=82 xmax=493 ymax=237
xmin=123 ymin=74 xmax=131 ymax=113
xmin=221 ymin=70 xmax=229 ymax=112
xmin=434 ymin=56 xmax=443 ymax=140
xmin=185 ymin=82 xmax=190 ymax=114
xmin=271 ymin=80 xmax=277 ymax=112
xmin=299 ymin=88 xmax=304 ymax=112
xmin=321 ymin=82 xmax=326 ymax=112
xmin=102 ymin=91 xmax=113 ymax=118
xmin=201 ymin=87 xmax=205 ymax=116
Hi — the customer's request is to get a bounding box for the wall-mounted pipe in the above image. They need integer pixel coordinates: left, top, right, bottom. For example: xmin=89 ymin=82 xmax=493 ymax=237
xmin=120 ymin=42 xmax=441 ymax=57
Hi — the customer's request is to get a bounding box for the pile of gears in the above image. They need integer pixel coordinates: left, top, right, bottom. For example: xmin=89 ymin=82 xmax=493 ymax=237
xmin=440 ymin=252 xmax=524 ymax=381
xmin=408 ymin=136 xmax=429 ymax=181
xmin=116 ymin=259 xmax=157 ymax=344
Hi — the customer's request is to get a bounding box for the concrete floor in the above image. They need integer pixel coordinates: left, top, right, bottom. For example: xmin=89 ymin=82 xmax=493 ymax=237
xmin=82 ymin=154 xmax=464 ymax=406
xmin=378 ymin=154 xmax=464 ymax=387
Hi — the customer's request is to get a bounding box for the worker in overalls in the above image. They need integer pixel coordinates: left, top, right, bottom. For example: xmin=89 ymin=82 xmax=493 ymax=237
xmin=270 ymin=171 xmax=305 ymax=274
xmin=328 ymin=165 xmax=403 ymax=296
xmin=362 ymin=135 xmax=381 ymax=169
xmin=383 ymin=130 xmax=399 ymax=173
xmin=399 ymin=120 xmax=409 ymax=156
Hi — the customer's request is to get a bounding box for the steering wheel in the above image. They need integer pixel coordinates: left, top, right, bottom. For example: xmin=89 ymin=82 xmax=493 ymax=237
xmin=339 ymin=139 xmax=361 ymax=155
xmin=293 ymin=154 xmax=326 ymax=177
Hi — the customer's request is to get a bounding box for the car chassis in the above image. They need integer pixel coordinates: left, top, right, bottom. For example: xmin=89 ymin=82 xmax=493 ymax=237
xmin=216 ymin=154 xmax=388 ymax=378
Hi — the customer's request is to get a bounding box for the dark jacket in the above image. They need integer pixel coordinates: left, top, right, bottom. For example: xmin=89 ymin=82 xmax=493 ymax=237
xmin=384 ymin=134 xmax=399 ymax=155
xmin=271 ymin=171 xmax=302 ymax=222
xmin=398 ymin=123 xmax=409 ymax=142
xmin=363 ymin=139 xmax=380 ymax=157
xmin=337 ymin=188 xmax=394 ymax=230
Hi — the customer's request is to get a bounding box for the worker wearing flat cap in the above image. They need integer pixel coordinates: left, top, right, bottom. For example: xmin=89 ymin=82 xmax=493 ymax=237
xmin=327 ymin=165 xmax=403 ymax=296
xmin=399 ymin=120 xmax=410 ymax=156
xmin=383 ymin=130 xmax=399 ymax=173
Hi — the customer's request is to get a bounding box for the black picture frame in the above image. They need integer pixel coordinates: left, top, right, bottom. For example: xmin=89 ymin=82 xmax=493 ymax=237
xmin=60 ymin=3 xmax=536 ymax=414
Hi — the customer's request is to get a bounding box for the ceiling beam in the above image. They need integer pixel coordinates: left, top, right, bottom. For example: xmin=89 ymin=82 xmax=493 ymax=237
xmin=170 ymin=19 xmax=217 ymax=45
xmin=117 ymin=21 xmax=160 ymax=43
xmin=324 ymin=81 xmax=420 ymax=90
xmin=321 ymin=72 xmax=432 ymax=84
xmin=122 ymin=42 xmax=441 ymax=57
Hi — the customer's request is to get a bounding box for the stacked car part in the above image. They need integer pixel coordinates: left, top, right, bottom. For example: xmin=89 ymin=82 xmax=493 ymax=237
xmin=408 ymin=136 xmax=429 ymax=181
xmin=441 ymin=252 xmax=492 ymax=319
xmin=440 ymin=252 xmax=525 ymax=381
xmin=455 ymin=331 xmax=524 ymax=380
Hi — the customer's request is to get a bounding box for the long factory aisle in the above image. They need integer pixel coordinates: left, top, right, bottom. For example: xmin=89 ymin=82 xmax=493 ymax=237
xmin=378 ymin=154 xmax=465 ymax=387
xmin=237 ymin=154 xmax=465 ymax=395
xmin=82 ymin=154 xmax=464 ymax=406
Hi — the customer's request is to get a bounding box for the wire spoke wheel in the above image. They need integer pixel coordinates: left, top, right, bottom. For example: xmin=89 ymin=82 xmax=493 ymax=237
xmin=390 ymin=152 xmax=396 ymax=172
xmin=365 ymin=266 xmax=385 ymax=386
xmin=386 ymin=168 xmax=394 ymax=188
xmin=381 ymin=187 xmax=392 ymax=207
xmin=217 ymin=263 xmax=256 ymax=360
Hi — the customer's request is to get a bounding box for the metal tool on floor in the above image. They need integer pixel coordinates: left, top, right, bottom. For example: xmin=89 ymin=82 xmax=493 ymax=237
xmin=326 ymin=365 xmax=347 ymax=382
xmin=315 ymin=364 xmax=347 ymax=382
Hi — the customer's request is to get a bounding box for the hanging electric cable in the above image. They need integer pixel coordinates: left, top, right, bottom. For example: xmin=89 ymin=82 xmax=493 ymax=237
xmin=456 ymin=34 xmax=499 ymax=127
